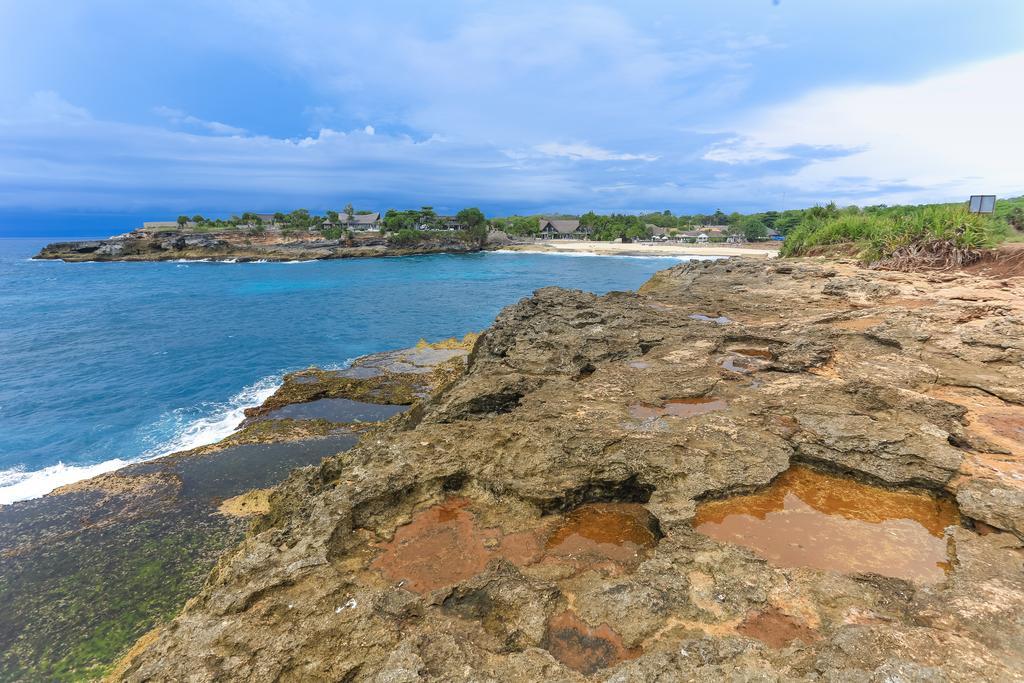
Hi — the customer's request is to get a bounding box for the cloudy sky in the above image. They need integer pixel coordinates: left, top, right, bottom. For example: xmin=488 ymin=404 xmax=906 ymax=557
xmin=1 ymin=0 xmax=1022 ymax=234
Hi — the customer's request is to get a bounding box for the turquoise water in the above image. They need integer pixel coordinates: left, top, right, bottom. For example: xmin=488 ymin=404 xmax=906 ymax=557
xmin=0 ymin=238 xmax=700 ymax=503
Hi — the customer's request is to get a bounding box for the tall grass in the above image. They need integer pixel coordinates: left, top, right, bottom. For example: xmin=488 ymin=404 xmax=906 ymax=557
xmin=781 ymin=204 xmax=1001 ymax=267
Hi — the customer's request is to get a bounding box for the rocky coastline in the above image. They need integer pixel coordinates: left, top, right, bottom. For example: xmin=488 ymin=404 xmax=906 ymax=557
xmin=0 ymin=343 xmax=471 ymax=681
xmin=4 ymin=257 xmax=1024 ymax=681
xmin=102 ymin=257 xmax=1022 ymax=681
xmin=33 ymin=230 xmax=481 ymax=262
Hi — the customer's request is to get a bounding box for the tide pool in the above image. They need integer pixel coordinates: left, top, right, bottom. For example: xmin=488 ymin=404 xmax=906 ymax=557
xmin=0 ymin=238 xmax=705 ymax=503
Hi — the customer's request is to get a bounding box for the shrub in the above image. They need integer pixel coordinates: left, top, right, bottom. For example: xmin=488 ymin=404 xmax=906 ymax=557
xmin=781 ymin=204 xmax=1002 ymax=269
xmin=391 ymin=228 xmax=425 ymax=246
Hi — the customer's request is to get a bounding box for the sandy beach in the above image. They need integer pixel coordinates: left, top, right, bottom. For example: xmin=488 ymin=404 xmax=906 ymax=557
xmin=497 ymin=240 xmax=780 ymax=258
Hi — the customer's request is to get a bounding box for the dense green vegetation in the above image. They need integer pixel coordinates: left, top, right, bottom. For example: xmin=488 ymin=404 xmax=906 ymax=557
xmin=489 ymin=208 xmax=790 ymax=241
xmin=780 ymin=198 xmax=1022 ymax=266
xmin=166 ymin=196 xmax=1023 ymax=252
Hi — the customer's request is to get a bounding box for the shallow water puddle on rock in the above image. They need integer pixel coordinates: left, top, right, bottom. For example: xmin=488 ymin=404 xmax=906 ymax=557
xmin=720 ymin=348 xmax=774 ymax=374
xmin=690 ymin=313 xmax=732 ymax=325
xmin=629 ymin=398 xmax=727 ymax=420
xmin=732 ymin=348 xmax=774 ymax=359
xmin=370 ymin=498 xmax=541 ymax=593
xmin=663 ymin=398 xmax=729 ymax=417
xmin=373 ymin=499 xmax=661 ymax=593
xmin=693 ymin=466 xmax=959 ymax=583
xmin=544 ymin=610 xmax=641 ymax=675
xmin=545 ymin=503 xmax=659 ymax=572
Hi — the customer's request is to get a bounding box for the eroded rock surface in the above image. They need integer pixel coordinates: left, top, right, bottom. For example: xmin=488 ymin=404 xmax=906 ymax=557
xmin=33 ymin=230 xmax=480 ymax=262
xmin=0 ymin=344 xmax=467 ymax=681
xmin=118 ymin=259 xmax=1024 ymax=681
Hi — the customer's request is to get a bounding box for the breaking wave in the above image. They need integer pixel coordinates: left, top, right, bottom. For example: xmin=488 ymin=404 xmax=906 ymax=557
xmin=0 ymin=375 xmax=281 ymax=506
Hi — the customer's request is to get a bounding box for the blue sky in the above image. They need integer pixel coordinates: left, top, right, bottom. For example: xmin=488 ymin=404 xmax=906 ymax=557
xmin=1 ymin=1 xmax=1023 ymax=235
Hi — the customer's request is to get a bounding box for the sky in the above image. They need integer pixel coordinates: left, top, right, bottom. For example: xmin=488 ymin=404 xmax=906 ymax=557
xmin=1 ymin=0 xmax=1023 ymax=235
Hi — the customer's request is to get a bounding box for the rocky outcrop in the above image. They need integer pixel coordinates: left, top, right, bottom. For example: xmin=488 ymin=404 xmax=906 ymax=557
xmin=0 ymin=345 xmax=468 ymax=681
xmin=33 ymin=230 xmax=480 ymax=262
xmin=116 ymin=258 xmax=1024 ymax=681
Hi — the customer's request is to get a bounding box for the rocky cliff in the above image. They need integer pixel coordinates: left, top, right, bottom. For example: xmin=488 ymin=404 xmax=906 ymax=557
xmin=116 ymin=258 xmax=1024 ymax=681
xmin=34 ymin=230 xmax=479 ymax=262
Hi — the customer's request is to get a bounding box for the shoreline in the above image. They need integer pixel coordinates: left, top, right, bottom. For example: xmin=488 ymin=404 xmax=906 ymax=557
xmin=496 ymin=240 xmax=780 ymax=258
xmin=114 ymin=256 xmax=1024 ymax=681
xmin=0 ymin=374 xmax=284 ymax=506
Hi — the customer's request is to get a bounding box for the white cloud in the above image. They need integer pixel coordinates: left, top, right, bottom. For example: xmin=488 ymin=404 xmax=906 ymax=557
xmin=703 ymin=51 xmax=1024 ymax=202
xmin=225 ymin=3 xmax=768 ymax=148
xmin=363 ymin=125 xmax=375 ymax=136
xmin=0 ymin=94 xmax=588 ymax=213
xmin=0 ymin=90 xmax=91 ymax=124
xmin=154 ymin=106 xmax=247 ymax=136
xmin=535 ymin=142 xmax=658 ymax=162
xmin=702 ymin=137 xmax=791 ymax=165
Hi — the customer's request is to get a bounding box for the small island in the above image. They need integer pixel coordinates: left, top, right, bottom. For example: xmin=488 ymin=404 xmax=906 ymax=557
xmin=33 ymin=206 xmax=493 ymax=262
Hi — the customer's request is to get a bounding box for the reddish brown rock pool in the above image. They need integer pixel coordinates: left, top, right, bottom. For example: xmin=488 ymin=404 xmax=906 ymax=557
xmin=373 ymin=499 xmax=661 ymax=593
xmin=543 ymin=610 xmax=641 ymax=675
xmin=371 ymin=498 xmax=547 ymax=593
xmin=545 ymin=502 xmax=659 ymax=573
xmin=694 ymin=466 xmax=960 ymax=583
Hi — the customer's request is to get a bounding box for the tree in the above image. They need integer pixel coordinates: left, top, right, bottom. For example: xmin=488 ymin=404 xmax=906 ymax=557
xmin=738 ymin=216 xmax=768 ymax=241
xmin=326 ymin=210 xmax=339 ymax=223
xmin=456 ymin=207 xmax=488 ymax=247
xmin=1008 ymin=206 xmax=1024 ymax=232
xmin=177 ymin=215 xmax=189 ymax=227
xmin=712 ymin=209 xmax=727 ymax=225
xmin=191 ymin=214 xmax=206 ymax=224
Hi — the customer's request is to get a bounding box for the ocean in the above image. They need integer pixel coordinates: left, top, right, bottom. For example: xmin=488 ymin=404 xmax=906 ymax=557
xmin=0 ymin=238 xmax=704 ymax=504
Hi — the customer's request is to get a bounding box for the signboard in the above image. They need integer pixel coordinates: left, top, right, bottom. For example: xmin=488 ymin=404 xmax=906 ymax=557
xmin=968 ymin=195 xmax=996 ymax=214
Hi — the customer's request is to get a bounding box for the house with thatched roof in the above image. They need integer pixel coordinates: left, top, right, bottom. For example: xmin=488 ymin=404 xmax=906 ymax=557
xmin=339 ymin=212 xmax=381 ymax=231
xmin=539 ymin=218 xmax=592 ymax=240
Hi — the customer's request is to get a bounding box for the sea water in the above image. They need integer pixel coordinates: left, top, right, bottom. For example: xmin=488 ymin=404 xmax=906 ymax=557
xmin=0 ymin=238 xmax=704 ymax=503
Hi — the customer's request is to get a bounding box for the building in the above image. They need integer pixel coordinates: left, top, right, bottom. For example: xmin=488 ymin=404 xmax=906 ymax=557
xmin=539 ymin=218 xmax=592 ymax=240
xmin=647 ymin=224 xmax=669 ymax=241
xmin=339 ymin=212 xmax=381 ymax=231
xmin=767 ymin=229 xmax=784 ymax=241
xmin=141 ymin=221 xmax=185 ymax=231
xmin=435 ymin=215 xmax=463 ymax=231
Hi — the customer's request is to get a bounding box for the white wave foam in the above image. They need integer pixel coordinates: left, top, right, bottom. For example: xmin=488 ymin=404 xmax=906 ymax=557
xmin=322 ymin=357 xmax=358 ymax=372
xmin=140 ymin=375 xmax=282 ymax=458
xmin=0 ymin=375 xmax=282 ymax=506
xmin=0 ymin=459 xmax=130 ymax=505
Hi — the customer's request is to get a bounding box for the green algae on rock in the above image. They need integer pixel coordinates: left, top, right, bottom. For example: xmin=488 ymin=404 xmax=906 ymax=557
xmin=0 ymin=340 xmax=470 ymax=682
